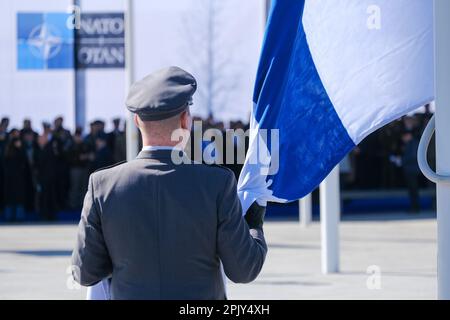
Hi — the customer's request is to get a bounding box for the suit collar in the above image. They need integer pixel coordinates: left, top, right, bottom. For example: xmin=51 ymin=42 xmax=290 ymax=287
xmin=141 ymin=145 xmax=182 ymax=152
xmin=136 ymin=149 xmax=190 ymax=162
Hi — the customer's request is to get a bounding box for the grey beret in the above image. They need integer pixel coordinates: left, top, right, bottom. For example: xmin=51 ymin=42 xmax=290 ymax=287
xmin=126 ymin=66 xmax=197 ymax=121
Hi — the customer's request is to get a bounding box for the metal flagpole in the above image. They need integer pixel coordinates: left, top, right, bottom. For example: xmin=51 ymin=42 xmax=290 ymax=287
xmin=434 ymin=0 xmax=450 ymax=300
xmin=125 ymin=0 xmax=139 ymax=161
xmin=265 ymin=0 xmax=271 ymax=21
xmin=320 ymin=165 xmax=340 ymax=274
xmin=72 ymin=0 xmax=86 ymax=130
xmin=299 ymin=194 xmax=312 ymax=227
xmin=417 ymin=0 xmax=450 ymax=299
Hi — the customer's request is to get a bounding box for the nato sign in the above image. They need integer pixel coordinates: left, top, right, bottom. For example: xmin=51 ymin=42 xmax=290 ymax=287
xmin=76 ymin=13 xmax=125 ymax=69
xmin=17 ymin=12 xmax=125 ymax=70
xmin=17 ymin=13 xmax=74 ymax=70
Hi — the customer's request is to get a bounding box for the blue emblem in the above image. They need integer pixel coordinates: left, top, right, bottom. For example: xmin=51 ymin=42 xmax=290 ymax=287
xmin=17 ymin=13 xmax=74 ymax=70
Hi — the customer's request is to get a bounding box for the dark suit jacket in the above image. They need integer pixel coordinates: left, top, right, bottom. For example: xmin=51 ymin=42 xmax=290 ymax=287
xmin=71 ymin=149 xmax=267 ymax=300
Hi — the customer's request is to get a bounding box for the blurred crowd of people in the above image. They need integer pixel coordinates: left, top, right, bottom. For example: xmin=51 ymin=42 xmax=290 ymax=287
xmin=342 ymin=105 xmax=435 ymax=212
xmin=0 ymin=107 xmax=434 ymax=222
xmin=0 ymin=116 xmax=126 ymax=222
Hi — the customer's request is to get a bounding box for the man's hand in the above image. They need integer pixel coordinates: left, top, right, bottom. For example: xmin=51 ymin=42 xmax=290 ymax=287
xmin=244 ymin=202 xmax=266 ymax=230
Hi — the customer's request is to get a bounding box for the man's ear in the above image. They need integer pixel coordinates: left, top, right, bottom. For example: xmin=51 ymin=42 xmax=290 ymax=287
xmin=180 ymin=111 xmax=191 ymax=131
xmin=133 ymin=114 xmax=140 ymax=128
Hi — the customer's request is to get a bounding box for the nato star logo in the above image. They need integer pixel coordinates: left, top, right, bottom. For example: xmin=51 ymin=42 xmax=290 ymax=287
xmin=17 ymin=13 xmax=74 ymax=70
xmin=27 ymin=23 xmax=62 ymax=60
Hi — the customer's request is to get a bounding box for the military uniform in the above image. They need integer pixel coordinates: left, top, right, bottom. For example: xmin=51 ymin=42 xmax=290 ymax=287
xmin=71 ymin=66 xmax=267 ymax=300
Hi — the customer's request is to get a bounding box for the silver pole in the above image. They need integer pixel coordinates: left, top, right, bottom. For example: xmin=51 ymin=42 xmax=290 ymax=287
xmin=265 ymin=0 xmax=271 ymax=22
xmin=299 ymin=194 xmax=312 ymax=227
xmin=320 ymin=165 xmax=340 ymax=274
xmin=125 ymin=0 xmax=139 ymax=161
xmin=73 ymin=0 xmax=85 ymax=130
xmin=435 ymin=0 xmax=450 ymax=300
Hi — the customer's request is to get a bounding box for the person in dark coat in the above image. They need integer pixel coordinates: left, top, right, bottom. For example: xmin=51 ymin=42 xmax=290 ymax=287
xmin=107 ymin=118 xmax=126 ymax=164
xmin=401 ymin=130 xmax=421 ymax=213
xmin=0 ymin=117 xmax=10 ymax=215
xmin=91 ymin=134 xmax=113 ymax=172
xmin=84 ymin=120 xmax=105 ymax=158
xmin=20 ymin=119 xmax=38 ymax=141
xmin=22 ymin=129 xmax=39 ymax=214
xmin=3 ymin=137 xmax=27 ymax=221
xmin=53 ymin=117 xmax=72 ymax=211
xmin=72 ymin=67 xmax=267 ymax=299
xmin=68 ymin=128 xmax=90 ymax=210
xmin=53 ymin=117 xmax=72 ymax=148
xmin=36 ymin=136 xmax=59 ymax=221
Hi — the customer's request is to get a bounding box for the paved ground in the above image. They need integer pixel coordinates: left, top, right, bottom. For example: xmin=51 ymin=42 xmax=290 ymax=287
xmin=0 ymin=213 xmax=437 ymax=300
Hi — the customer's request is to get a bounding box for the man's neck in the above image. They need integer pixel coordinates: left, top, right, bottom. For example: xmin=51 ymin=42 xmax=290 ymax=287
xmin=141 ymin=137 xmax=183 ymax=150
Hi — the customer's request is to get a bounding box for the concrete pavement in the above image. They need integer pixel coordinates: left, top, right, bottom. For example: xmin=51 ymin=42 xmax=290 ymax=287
xmin=0 ymin=214 xmax=437 ymax=299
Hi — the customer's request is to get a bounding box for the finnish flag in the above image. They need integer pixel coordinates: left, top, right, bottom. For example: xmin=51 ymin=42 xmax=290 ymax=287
xmin=237 ymin=0 xmax=434 ymax=212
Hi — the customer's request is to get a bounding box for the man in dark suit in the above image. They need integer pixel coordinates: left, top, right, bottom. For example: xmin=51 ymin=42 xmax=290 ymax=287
xmin=107 ymin=118 xmax=126 ymax=164
xmin=71 ymin=66 xmax=267 ymax=300
xmin=0 ymin=117 xmax=10 ymax=214
xmin=401 ymin=129 xmax=421 ymax=213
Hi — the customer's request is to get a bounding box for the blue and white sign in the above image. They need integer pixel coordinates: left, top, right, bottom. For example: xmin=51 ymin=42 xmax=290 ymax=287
xmin=17 ymin=12 xmax=74 ymax=70
xmin=76 ymin=13 xmax=125 ymax=69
